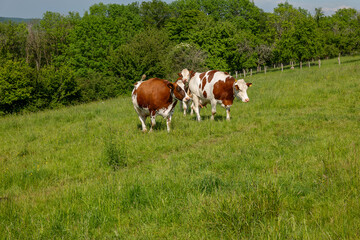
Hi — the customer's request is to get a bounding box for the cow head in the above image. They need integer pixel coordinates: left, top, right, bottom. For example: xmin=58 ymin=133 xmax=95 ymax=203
xmin=167 ymin=80 xmax=191 ymax=102
xmin=234 ymin=79 xmax=252 ymax=103
xmin=177 ymin=68 xmax=192 ymax=83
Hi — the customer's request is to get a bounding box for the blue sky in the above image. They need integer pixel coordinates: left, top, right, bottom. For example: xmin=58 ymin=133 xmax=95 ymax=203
xmin=0 ymin=0 xmax=359 ymax=19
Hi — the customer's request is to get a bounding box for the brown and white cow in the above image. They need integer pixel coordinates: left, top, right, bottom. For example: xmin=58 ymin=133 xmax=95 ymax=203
xmin=183 ymin=69 xmax=252 ymax=121
xmin=132 ymin=75 xmax=190 ymax=132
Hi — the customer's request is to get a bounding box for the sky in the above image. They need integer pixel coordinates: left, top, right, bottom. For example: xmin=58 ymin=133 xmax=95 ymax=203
xmin=0 ymin=0 xmax=359 ymax=19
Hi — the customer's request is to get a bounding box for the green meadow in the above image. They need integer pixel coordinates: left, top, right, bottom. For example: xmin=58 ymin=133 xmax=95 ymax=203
xmin=1 ymin=56 xmax=359 ymax=239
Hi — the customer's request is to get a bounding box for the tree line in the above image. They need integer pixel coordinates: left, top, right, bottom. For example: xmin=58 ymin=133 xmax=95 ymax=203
xmin=1 ymin=0 xmax=359 ymax=114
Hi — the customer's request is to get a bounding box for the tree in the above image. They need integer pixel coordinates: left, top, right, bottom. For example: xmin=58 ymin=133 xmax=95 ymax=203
xmin=166 ymin=9 xmax=207 ymax=43
xmin=67 ymin=3 xmax=143 ymax=77
xmin=165 ymin=42 xmax=207 ymax=79
xmin=0 ymin=21 xmax=27 ymax=62
xmin=108 ymin=28 xmax=172 ymax=93
xmin=0 ymin=60 xmax=35 ymax=113
xmin=140 ymin=0 xmax=171 ymax=28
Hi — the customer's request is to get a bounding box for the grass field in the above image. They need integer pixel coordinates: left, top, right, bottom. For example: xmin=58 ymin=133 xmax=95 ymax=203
xmin=1 ymin=56 xmax=360 ymax=239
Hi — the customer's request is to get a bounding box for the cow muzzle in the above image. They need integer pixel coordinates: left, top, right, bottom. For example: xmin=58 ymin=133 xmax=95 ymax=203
xmin=184 ymin=96 xmax=191 ymax=102
xmin=244 ymin=98 xmax=250 ymax=103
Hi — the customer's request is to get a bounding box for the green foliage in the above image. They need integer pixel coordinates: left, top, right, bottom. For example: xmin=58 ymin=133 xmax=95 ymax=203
xmin=67 ymin=3 xmax=143 ymax=77
xmin=140 ymin=0 xmax=171 ymax=28
xmin=36 ymin=65 xmax=80 ymax=108
xmin=108 ymin=28 xmax=171 ymax=83
xmin=165 ymin=42 xmax=207 ymax=79
xmin=0 ymin=60 xmax=35 ymax=114
xmin=0 ymin=1 xmax=359 ymax=114
xmin=0 ymin=22 xmax=27 ymax=61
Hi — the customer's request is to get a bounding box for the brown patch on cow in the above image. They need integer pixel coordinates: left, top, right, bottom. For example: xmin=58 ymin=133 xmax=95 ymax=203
xmin=207 ymin=70 xmax=218 ymax=83
xmin=203 ymin=91 xmax=207 ymax=98
xmin=201 ymin=77 xmax=207 ymax=90
xmin=173 ymin=84 xmax=186 ymax=100
xmin=200 ymin=72 xmax=206 ymax=80
xmin=135 ymin=78 xmax=174 ymax=115
xmin=190 ymin=70 xmax=196 ymax=79
xmin=212 ymin=76 xmax=235 ymax=106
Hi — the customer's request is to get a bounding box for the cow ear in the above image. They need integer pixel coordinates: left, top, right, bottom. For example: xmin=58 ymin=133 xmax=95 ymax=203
xmin=167 ymin=82 xmax=174 ymax=90
xmin=178 ymin=73 xmax=182 ymax=77
xmin=247 ymin=83 xmax=252 ymax=87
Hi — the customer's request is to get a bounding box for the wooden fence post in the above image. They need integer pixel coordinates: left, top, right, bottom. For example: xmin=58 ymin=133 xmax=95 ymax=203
xmin=264 ymin=66 xmax=267 ymax=74
xmin=243 ymin=69 xmax=246 ymax=78
xmin=338 ymin=53 xmax=341 ymax=65
xmin=281 ymin=63 xmax=283 ymax=72
xmin=300 ymin=61 xmax=302 ymax=70
xmin=235 ymin=71 xmax=238 ymax=79
xmin=250 ymin=69 xmax=253 ymax=76
xmin=318 ymin=59 xmax=321 ymax=68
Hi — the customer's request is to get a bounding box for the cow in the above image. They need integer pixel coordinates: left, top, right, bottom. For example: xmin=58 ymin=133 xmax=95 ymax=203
xmin=182 ymin=69 xmax=252 ymax=121
xmin=132 ymin=75 xmax=190 ymax=132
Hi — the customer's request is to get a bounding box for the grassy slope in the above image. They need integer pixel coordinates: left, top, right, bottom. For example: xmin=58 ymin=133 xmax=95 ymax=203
xmin=1 ymin=56 xmax=359 ymax=239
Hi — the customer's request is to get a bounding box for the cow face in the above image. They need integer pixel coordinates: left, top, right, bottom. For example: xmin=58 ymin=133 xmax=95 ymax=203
xmin=234 ymin=79 xmax=251 ymax=102
xmin=178 ymin=68 xmax=192 ymax=83
xmin=168 ymin=80 xmax=190 ymax=102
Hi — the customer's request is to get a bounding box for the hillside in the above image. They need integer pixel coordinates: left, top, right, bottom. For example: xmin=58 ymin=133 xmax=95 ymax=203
xmin=0 ymin=56 xmax=360 ymax=239
xmin=0 ymin=16 xmax=40 ymax=23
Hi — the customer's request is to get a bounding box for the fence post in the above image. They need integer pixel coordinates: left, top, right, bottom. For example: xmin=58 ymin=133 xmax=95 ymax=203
xmin=264 ymin=66 xmax=267 ymax=74
xmin=300 ymin=61 xmax=302 ymax=70
xmin=243 ymin=69 xmax=246 ymax=78
xmin=235 ymin=71 xmax=238 ymax=79
xmin=250 ymin=69 xmax=253 ymax=76
xmin=338 ymin=53 xmax=341 ymax=65
xmin=318 ymin=59 xmax=321 ymax=68
xmin=281 ymin=63 xmax=283 ymax=72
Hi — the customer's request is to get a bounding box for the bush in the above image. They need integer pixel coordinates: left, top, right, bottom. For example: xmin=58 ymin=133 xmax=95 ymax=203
xmin=37 ymin=65 xmax=81 ymax=108
xmin=0 ymin=60 xmax=35 ymax=114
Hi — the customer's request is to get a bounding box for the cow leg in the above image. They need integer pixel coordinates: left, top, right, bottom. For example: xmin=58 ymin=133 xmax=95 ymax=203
xmin=190 ymin=102 xmax=194 ymax=115
xmin=182 ymin=100 xmax=187 ymax=116
xmin=149 ymin=112 xmax=156 ymax=132
xmin=226 ymin=106 xmax=231 ymax=121
xmin=166 ymin=116 xmax=172 ymax=132
xmin=192 ymin=95 xmax=201 ymax=121
xmin=210 ymin=100 xmax=217 ymax=120
xmin=138 ymin=115 xmax=147 ymax=132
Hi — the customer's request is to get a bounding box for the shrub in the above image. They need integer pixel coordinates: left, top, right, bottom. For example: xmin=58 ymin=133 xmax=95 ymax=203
xmin=0 ymin=60 xmax=35 ymax=114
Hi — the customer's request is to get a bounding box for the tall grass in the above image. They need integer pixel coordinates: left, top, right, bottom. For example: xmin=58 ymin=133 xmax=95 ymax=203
xmin=1 ymin=56 xmax=360 ymax=239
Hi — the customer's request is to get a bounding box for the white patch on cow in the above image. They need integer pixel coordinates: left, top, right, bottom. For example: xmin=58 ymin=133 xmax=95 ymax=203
xmin=234 ymin=79 xmax=250 ymax=102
